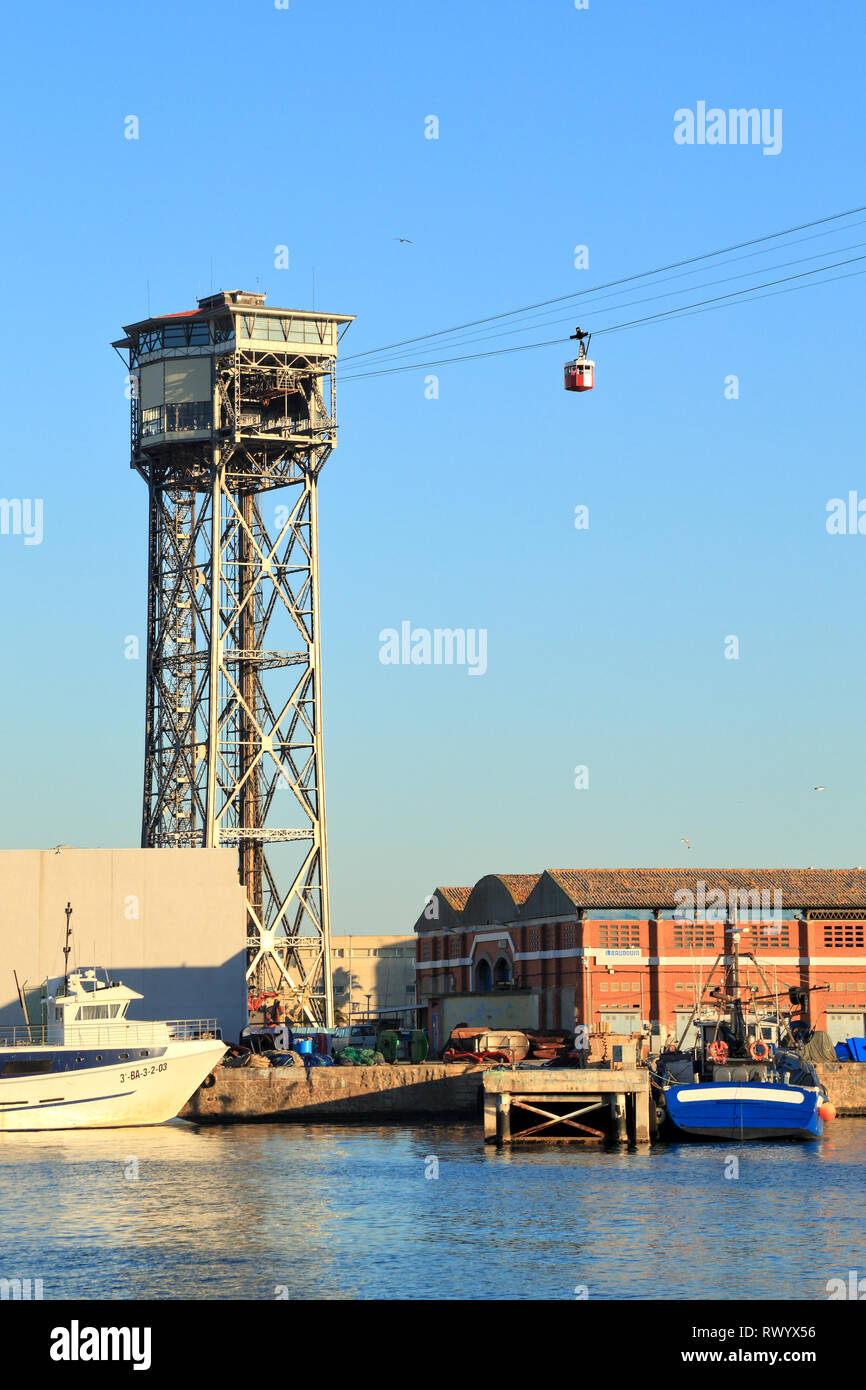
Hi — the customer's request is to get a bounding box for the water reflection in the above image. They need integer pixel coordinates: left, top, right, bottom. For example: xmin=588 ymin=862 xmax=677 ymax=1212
xmin=1 ymin=1119 xmax=864 ymax=1299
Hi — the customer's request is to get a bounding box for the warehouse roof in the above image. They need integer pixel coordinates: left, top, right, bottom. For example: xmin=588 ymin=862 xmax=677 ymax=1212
xmin=415 ymin=868 xmax=866 ymax=931
xmin=461 ymin=873 xmax=541 ymax=925
xmin=490 ymin=874 xmax=540 ymax=905
xmin=437 ymin=886 xmax=472 ymax=910
xmin=546 ymin=867 xmax=866 ymax=909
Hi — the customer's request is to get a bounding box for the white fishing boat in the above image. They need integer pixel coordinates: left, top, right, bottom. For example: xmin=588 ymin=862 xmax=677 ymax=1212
xmin=0 ymin=966 xmax=226 ymax=1132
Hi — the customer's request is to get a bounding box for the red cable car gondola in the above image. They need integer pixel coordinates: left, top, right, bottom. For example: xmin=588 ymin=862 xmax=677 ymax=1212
xmin=564 ymin=326 xmax=594 ymax=393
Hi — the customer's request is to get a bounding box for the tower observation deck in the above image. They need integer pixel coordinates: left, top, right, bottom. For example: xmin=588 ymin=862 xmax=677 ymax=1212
xmin=114 ymin=290 xmax=354 ymax=1025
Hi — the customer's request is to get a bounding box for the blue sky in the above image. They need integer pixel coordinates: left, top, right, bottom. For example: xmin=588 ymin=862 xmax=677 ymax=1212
xmin=0 ymin=0 xmax=864 ymax=935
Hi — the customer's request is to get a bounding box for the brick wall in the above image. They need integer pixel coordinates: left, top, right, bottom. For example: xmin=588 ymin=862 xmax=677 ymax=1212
xmin=415 ymin=913 xmax=866 ymax=1036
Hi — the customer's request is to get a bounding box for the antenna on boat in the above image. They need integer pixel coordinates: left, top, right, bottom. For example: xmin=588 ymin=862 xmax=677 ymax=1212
xmin=13 ymin=970 xmax=32 ymax=1042
xmin=63 ymin=902 xmax=73 ymax=996
xmin=729 ymin=899 xmax=740 ymax=997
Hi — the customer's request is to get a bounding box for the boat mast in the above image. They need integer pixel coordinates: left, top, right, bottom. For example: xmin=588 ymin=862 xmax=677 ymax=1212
xmin=13 ymin=969 xmax=32 ymax=1042
xmin=729 ymin=900 xmax=740 ymax=999
xmin=63 ymin=902 xmax=73 ymax=996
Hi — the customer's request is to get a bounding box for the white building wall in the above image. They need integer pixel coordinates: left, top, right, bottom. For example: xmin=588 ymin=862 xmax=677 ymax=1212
xmin=0 ymin=848 xmax=247 ymax=1042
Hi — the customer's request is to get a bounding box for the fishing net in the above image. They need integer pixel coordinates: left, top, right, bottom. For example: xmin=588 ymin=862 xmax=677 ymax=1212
xmin=802 ymin=1030 xmax=840 ymax=1063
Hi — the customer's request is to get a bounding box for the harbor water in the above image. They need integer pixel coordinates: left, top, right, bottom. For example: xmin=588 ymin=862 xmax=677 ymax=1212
xmin=2 ymin=1120 xmax=865 ymax=1300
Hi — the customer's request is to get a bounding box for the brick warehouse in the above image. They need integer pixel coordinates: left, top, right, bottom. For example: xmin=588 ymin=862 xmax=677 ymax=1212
xmin=412 ymin=869 xmax=866 ymax=1056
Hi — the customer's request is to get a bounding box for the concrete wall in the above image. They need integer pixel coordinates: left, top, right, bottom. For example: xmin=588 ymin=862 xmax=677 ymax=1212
xmin=423 ymin=990 xmax=540 ymax=1054
xmin=0 ymin=848 xmax=247 ymax=1042
xmin=330 ymin=936 xmax=415 ymax=1017
xmin=182 ymin=1063 xmax=483 ymax=1123
xmin=181 ymin=1059 xmax=866 ymax=1126
xmin=814 ymin=1062 xmax=866 ymax=1114
xmin=418 ymin=913 xmax=866 ymax=1036
xmin=439 ymin=991 xmax=539 ymax=1038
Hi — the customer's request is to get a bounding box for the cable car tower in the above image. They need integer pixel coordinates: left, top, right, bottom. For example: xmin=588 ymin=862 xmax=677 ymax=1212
xmin=114 ymin=291 xmax=354 ymax=1025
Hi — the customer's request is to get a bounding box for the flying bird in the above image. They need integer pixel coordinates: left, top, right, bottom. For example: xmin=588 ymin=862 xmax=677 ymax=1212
xmin=813 ymin=785 xmax=825 ymax=791
xmin=680 ymin=838 xmax=691 ymax=850
xmin=395 ymin=237 xmax=413 ymax=244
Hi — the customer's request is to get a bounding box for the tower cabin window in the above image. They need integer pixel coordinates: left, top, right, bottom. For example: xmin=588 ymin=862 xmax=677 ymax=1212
xmin=147 ymin=321 xmax=210 ymax=350
xmin=238 ymin=315 xmax=335 ymax=347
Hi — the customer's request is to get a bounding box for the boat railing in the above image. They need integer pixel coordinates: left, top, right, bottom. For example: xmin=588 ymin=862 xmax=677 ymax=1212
xmin=165 ymin=1020 xmax=222 ymax=1042
xmin=0 ymin=1019 xmax=222 ymax=1048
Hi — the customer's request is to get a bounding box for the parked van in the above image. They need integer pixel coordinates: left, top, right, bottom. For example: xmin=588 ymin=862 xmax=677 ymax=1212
xmin=332 ymin=1024 xmax=379 ymax=1054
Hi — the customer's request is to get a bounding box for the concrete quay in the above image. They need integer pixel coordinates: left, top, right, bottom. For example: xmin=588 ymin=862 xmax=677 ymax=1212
xmin=179 ymin=1060 xmax=866 ymax=1129
xmin=814 ymin=1062 xmax=866 ymax=1114
xmin=180 ymin=1062 xmax=483 ymax=1124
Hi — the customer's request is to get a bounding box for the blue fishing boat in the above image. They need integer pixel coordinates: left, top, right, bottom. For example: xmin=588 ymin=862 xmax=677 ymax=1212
xmin=653 ymin=916 xmax=835 ymax=1142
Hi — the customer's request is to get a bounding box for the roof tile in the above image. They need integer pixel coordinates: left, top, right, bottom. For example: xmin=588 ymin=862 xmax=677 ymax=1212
xmin=546 ymin=867 xmax=866 ymax=909
xmin=437 ymin=886 xmax=472 ymax=910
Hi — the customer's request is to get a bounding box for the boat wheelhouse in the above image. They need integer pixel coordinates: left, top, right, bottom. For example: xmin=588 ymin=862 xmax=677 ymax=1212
xmin=0 ymin=966 xmax=226 ymax=1131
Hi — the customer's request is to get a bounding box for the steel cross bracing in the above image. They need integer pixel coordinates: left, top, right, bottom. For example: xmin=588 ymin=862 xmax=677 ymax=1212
xmin=119 ymin=300 xmax=353 ymax=1027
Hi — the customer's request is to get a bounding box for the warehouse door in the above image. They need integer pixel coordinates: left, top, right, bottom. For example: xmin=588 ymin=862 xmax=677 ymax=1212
xmin=674 ymin=1010 xmax=700 ymax=1049
xmin=599 ymin=1008 xmax=641 ymax=1034
xmin=825 ymin=1010 xmax=866 ymax=1045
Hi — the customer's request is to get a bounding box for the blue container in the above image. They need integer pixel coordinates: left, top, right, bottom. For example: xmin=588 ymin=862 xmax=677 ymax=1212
xmin=295 ymin=1038 xmax=313 ymax=1056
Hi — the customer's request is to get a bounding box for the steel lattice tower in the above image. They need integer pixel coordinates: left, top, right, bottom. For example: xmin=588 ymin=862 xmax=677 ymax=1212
xmin=114 ymin=291 xmax=353 ymax=1025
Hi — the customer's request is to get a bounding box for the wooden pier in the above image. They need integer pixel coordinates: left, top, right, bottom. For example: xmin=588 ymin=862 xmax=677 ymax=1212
xmin=483 ymin=1069 xmax=652 ymax=1144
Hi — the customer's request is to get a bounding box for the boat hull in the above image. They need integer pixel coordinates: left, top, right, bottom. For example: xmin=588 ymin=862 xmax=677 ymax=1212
xmin=662 ymin=1082 xmax=824 ymax=1141
xmin=0 ymin=1040 xmax=226 ymax=1132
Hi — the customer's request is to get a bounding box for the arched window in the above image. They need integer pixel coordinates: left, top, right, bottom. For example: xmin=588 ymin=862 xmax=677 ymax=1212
xmin=493 ymin=956 xmax=511 ymax=986
xmin=475 ymin=957 xmax=492 ymax=993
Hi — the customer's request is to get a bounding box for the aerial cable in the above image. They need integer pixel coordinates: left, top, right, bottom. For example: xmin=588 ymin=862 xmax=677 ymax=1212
xmin=349 ymin=238 xmax=866 ymax=368
xmin=340 ymin=205 xmax=866 ymax=364
xmin=342 ymin=256 xmax=866 ymax=380
xmin=340 ymin=254 xmax=866 ymax=381
xmin=353 ymin=219 xmax=866 ymax=366
xmin=636 ymin=264 xmax=866 ymax=329
xmin=590 ymin=252 xmax=866 ymax=338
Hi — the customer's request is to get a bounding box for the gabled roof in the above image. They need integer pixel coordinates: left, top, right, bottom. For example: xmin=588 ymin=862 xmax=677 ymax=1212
xmin=411 ymin=885 xmax=472 ymax=934
xmin=414 ymin=866 xmax=866 ymax=937
xmin=438 ymin=886 xmax=472 ymax=910
xmin=461 ymin=873 xmax=541 ymax=925
xmin=546 ymin=867 xmax=866 ymax=909
xmin=494 ymin=874 xmax=541 ymax=906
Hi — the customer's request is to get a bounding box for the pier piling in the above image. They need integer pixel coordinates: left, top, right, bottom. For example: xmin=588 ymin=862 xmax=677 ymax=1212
xmin=482 ymin=1069 xmax=651 ymax=1145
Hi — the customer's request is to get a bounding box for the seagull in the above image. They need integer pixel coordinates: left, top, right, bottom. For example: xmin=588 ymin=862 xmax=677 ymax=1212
xmin=680 ymin=838 xmax=691 ymax=850
xmin=395 ymin=237 xmax=413 ymax=244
